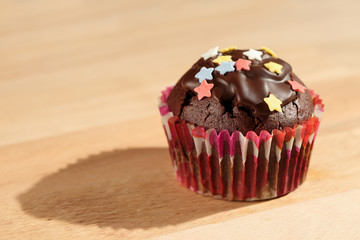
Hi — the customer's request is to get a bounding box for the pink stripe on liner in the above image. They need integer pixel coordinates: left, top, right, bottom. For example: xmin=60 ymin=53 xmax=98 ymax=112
xmin=246 ymin=131 xmax=260 ymax=149
xmin=159 ymin=105 xmax=170 ymax=116
xmin=160 ymin=87 xmax=173 ymax=103
xmin=192 ymin=127 xmax=206 ymax=138
xmin=230 ymin=131 xmax=240 ymax=158
xmin=217 ymin=131 xmax=231 ymax=159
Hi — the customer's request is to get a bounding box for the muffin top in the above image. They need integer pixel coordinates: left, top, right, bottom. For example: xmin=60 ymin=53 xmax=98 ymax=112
xmin=166 ymin=47 xmax=314 ymax=134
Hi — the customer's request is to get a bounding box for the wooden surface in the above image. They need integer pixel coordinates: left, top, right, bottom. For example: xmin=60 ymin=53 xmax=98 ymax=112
xmin=1 ymin=0 xmax=360 ymax=239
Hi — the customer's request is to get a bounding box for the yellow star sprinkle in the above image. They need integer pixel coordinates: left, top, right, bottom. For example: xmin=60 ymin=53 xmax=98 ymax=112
xmin=264 ymin=93 xmax=282 ymax=112
xmin=212 ymin=55 xmax=232 ymax=65
xmin=264 ymin=61 xmax=283 ymax=74
xmin=260 ymin=46 xmax=278 ymax=58
xmin=219 ymin=46 xmax=237 ymax=53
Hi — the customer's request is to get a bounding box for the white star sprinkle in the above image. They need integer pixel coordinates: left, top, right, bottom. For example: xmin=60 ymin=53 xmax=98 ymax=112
xmin=243 ymin=49 xmax=263 ymax=61
xmin=201 ymin=46 xmax=219 ymax=60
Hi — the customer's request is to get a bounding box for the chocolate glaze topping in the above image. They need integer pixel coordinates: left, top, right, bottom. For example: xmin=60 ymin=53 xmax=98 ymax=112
xmin=180 ymin=49 xmax=304 ymax=115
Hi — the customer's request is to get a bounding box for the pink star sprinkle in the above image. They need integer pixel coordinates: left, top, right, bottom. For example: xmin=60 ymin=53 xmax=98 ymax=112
xmin=235 ymin=58 xmax=251 ymax=71
xmin=288 ymin=80 xmax=306 ymax=93
xmin=194 ymin=80 xmax=214 ymax=100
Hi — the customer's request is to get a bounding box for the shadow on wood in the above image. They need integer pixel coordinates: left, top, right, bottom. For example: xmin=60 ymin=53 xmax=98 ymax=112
xmin=18 ymin=147 xmax=258 ymax=229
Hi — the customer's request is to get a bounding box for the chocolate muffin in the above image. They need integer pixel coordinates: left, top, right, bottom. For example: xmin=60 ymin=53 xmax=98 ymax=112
xmin=166 ymin=47 xmax=314 ymax=134
xmin=158 ymin=46 xmax=324 ymax=201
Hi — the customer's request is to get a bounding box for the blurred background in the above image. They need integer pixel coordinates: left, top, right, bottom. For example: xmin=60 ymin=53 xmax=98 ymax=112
xmin=0 ymin=0 xmax=358 ymax=145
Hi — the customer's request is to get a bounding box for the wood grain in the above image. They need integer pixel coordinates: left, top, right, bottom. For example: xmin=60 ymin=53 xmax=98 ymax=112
xmin=1 ymin=0 xmax=360 ymax=239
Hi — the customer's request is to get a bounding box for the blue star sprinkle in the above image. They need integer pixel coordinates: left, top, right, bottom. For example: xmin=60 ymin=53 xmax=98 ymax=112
xmin=195 ymin=67 xmax=214 ymax=82
xmin=215 ymin=61 xmax=235 ymax=74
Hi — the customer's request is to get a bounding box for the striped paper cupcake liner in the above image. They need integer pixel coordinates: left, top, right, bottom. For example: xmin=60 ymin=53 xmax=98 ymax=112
xmin=159 ymin=86 xmax=324 ymax=201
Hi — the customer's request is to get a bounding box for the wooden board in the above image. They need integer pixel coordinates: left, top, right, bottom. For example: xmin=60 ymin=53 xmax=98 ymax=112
xmin=1 ymin=0 xmax=360 ymax=239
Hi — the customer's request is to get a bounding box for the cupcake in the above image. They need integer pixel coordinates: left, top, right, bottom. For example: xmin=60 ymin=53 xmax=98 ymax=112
xmin=159 ymin=46 xmax=324 ymax=201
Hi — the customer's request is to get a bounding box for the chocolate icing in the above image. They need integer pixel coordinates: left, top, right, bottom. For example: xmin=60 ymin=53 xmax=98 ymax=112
xmin=180 ymin=49 xmax=303 ymax=115
xmin=166 ymin=48 xmax=315 ymax=134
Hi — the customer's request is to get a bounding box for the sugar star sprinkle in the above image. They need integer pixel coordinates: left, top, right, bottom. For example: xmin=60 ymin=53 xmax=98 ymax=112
xmin=215 ymin=61 xmax=235 ymax=74
xmin=260 ymin=46 xmax=278 ymax=58
xmin=201 ymin=46 xmax=219 ymax=60
xmin=288 ymin=80 xmax=306 ymax=93
xmin=235 ymin=58 xmax=251 ymax=71
xmin=212 ymin=55 xmax=232 ymax=65
xmin=243 ymin=49 xmax=263 ymax=61
xmin=219 ymin=46 xmax=237 ymax=53
xmin=264 ymin=61 xmax=283 ymax=74
xmin=194 ymin=80 xmax=214 ymax=100
xmin=195 ymin=67 xmax=214 ymax=82
xmin=264 ymin=93 xmax=282 ymax=112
